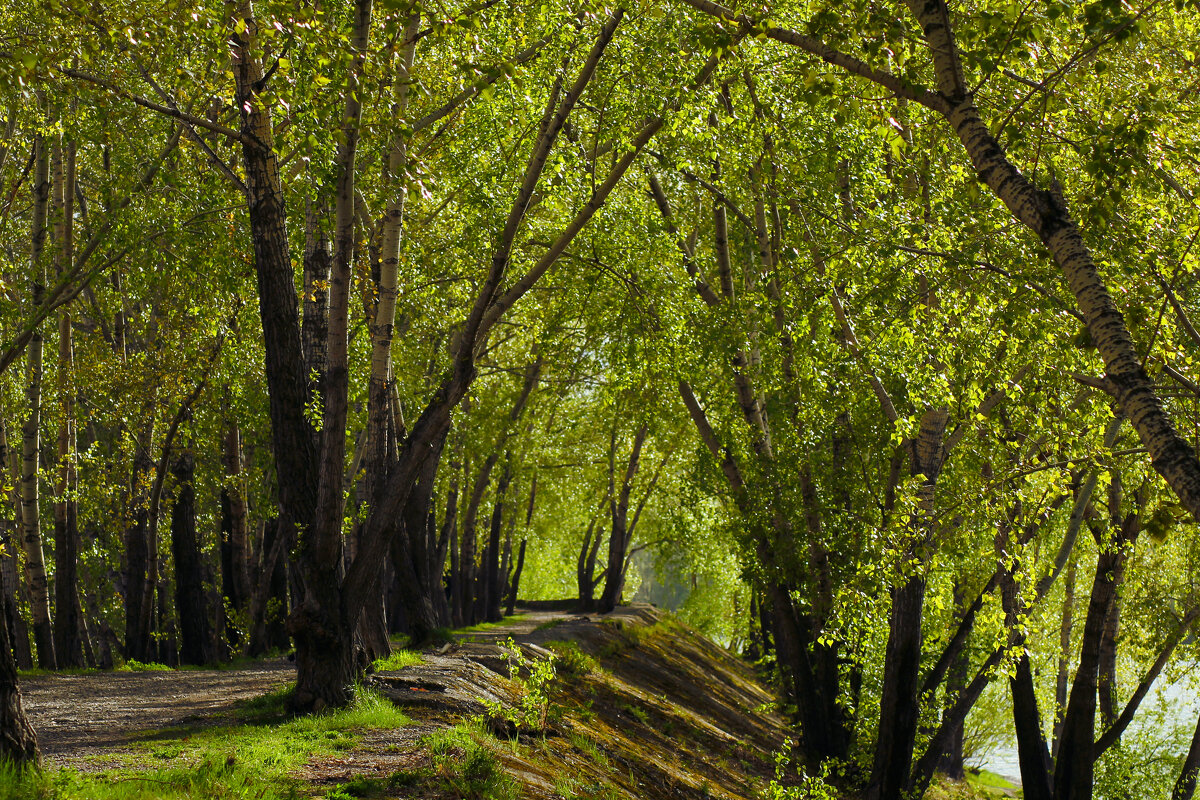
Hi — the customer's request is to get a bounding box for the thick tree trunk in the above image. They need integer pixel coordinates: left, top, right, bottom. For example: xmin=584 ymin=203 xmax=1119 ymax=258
xmin=170 ymin=451 xmax=211 ymax=666
xmin=0 ymin=577 xmax=36 ymax=766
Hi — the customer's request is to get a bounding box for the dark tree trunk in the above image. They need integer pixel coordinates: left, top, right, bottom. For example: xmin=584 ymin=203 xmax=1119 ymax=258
xmin=483 ymin=463 xmax=510 ymax=623
xmin=0 ymin=585 xmax=36 ymax=766
xmin=220 ymin=419 xmax=251 ymax=650
xmin=1053 ymin=547 xmax=1125 ymax=800
xmin=1011 ymin=653 xmax=1054 ymax=800
xmin=458 ymin=456 xmax=495 ymax=627
xmin=1053 ymin=555 xmax=1078 ymax=758
xmin=1 ymin=426 xmax=32 ymax=671
xmin=997 ymin=528 xmax=1054 ymax=800
xmin=599 ymin=423 xmax=648 ymax=614
xmin=1098 ymin=593 xmax=1121 ymax=728
xmin=123 ymin=466 xmax=152 ymax=662
xmin=868 ymin=575 xmax=926 ymax=800
xmin=390 ymin=429 xmax=449 ymax=643
xmin=576 ymin=514 xmax=603 ymax=612
xmin=229 ymin=0 xmax=324 ymax=707
xmin=1054 ymin=476 xmax=1141 ymax=800
xmin=52 ymin=495 xmax=82 ymax=667
xmin=1174 ymin=711 xmax=1200 ymax=800
xmin=171 ymin=452 xmax=211 ymax=666
xmin=934 ymin=583 xmax=970 ymax=781
xmin=506 ymin=538 xmax=526 ymax=617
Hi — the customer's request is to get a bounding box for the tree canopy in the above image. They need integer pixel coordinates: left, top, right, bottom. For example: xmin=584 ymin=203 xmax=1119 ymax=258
xmin=2 ymin=0 xmax=1200 ymax=795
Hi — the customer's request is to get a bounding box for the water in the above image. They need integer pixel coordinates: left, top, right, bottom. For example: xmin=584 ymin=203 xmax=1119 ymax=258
xmin=975 ymin=668 xmax=1200 ymax=787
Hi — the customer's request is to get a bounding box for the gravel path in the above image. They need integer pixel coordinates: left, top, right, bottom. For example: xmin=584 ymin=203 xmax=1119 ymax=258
xmin=21 ymin=659 xmax=295 ymax=766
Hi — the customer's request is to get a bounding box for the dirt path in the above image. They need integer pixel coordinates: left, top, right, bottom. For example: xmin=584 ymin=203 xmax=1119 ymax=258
xmin=21 ymin=659 xmax=294 ymax=766
xmin=16 ymin=609 xmax=563 ymax=768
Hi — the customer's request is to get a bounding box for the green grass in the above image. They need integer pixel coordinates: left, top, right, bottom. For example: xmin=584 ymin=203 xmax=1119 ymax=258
xmin=544 ymin=641 xmax=597 ymax=677
xmin=456 ymin=615 xmax=529 ymax=635
xmin=424 ymin=721 xmax=519 ymax=800
xmin=17 ymin=666 xmax=99 ymax=678
xmin=116 ymin=660 xmax=175 ymax=673
xmin=965 ymin=768 xmax=1018 ymax=797
xmin=370 ymin=649 xmax=422 ymax=672
xmin=0 ymin=687 xmax=409 ymax=800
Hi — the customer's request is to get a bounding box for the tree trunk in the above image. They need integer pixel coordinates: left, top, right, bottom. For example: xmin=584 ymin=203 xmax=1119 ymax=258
xmin=458 ymin=454 xmax=497 ymax=626
xmin=1053 ymin=548 xmax=1125 ymax=800
xmin=1053 ymin=555 xmax=1077 ymax=758
xmin=1 ymin=426 xmax=32 ymax=671
xmin=53 ymin=133 xmax=84 ymax=669
xmin=576 ymin=513 xmax=603 ymax=612
xmin=483 ymin=462 xmax=510 ymax=623
xmin=1098 ymin=593 xmax=1121 ymax=729
xmin=1174 ymin=711 xmax=1200 ymax=800
xmin=868 ymin=409 xmax=947 ymax=800
xmin=506 ymin=538 xmax=526 ymax=617
xmin=0 ymin=575 xmax=37 ymax=766
xmin=936 ymin=583 xmax=968 ymax=782
xmin=123 ymin=445 xmax=153 ymax=662
xmin=599 ymin=423 xmax=648 ymax=614
xmin=21 ymin=128 xmax=54 ymax=671
xmin=170 ymin=450 xmax=211 ymax=666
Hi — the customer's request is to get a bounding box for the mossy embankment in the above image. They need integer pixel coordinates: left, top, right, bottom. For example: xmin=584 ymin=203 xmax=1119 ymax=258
xmin=321 ymin=604 xmax=792 ymax=799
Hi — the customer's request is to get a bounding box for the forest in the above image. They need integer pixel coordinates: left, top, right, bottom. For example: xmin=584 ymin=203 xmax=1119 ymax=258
xmin=0 ymin=0 xmax=1199 ymax=796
